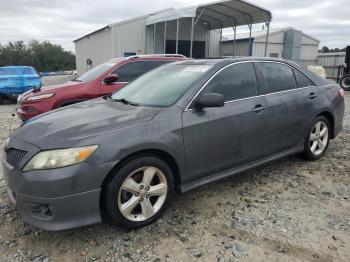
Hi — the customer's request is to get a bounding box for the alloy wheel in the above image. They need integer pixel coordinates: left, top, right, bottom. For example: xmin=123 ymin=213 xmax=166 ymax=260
xmin=309 ymin=120 xmax=329 ymax=156
xmin=117 ymin=166 xmax=168 ymax=222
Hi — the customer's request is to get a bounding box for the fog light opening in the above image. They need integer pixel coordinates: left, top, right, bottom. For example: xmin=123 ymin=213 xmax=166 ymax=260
xmin=29 ymin=203 xmax=53 ymax=218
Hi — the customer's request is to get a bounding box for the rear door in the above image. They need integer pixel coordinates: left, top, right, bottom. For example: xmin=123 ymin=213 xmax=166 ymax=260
xmin=182 ymin=62 xmax=269 ymax=182
xmin=100 ymin=60 xmax=172 ymax=95
xmin=254 ymin=61 xmax=312 ymax=155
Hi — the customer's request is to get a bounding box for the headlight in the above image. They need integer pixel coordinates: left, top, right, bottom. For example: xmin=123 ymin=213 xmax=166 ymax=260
xmin=27 ymin=93 xmax=55 ymax=101
xmin=23 ymin=145 xmax=98 ymax=172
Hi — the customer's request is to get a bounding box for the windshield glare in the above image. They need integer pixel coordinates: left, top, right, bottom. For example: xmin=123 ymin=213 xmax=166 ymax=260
xmin=76 ymin=62 xmax=116 ymax=82
xmin=112 ymin=64 xmax=212 ymax=107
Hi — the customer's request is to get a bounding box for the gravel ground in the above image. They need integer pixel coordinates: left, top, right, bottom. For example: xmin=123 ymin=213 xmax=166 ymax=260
xmin=0 ymin=84 xmax=349 ymax=262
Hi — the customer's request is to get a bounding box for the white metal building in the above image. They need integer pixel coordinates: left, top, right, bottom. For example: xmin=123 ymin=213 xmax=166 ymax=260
xmin=74 ymin=0 xmax=272 ymax=74
xmin=222 ymin=27 xmax=320 ymax=68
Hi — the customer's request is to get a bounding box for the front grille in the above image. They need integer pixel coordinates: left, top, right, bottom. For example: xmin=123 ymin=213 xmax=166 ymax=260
xmin=5 ymin=148 xmax=28 ymax=168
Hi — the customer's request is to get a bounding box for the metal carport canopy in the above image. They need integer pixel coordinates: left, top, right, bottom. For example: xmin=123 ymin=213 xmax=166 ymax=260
xmin=145 ymin=0 xmax=272 ymax=29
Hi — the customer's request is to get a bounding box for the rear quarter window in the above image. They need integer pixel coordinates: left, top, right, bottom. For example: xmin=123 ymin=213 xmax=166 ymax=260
xmin=294 ymin=70 xmax=313 ymax=88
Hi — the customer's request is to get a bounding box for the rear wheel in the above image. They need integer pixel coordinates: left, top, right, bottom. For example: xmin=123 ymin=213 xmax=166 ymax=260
xmin=303 ymin=116 xmax=330 ymax=161
xmin=0 ymin=95 xmax=3 ymax=105
xmin=103 ymin=155 xmax=174 ymax=228
xmin=340 ymin=74 xmax=350 ymax=91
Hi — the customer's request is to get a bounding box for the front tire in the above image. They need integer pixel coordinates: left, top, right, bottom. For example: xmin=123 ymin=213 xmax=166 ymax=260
xmin=103 ymin=155 xmax=174 ymax=228
xmin=303 ymin=116 xmax=330 ymax=161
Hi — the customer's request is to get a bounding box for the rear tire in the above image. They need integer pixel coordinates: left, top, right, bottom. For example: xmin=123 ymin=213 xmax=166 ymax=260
xmin=303 ymin=116 xmax=330 ymax=161
xmin=340 ymin=74 xmax=350 ymax=91
xmin=0 ymin=95 xmax=3 ymax=105
xmin=103 ymin=155 xmax=174 ymax=229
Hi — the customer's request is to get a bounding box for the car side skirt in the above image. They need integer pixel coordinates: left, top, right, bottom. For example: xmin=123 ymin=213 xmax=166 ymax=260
xmin=180 ymin=140 xmax=305 ymax=193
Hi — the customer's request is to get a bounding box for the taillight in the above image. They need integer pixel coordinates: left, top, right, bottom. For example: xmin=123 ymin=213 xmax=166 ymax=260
xmin=338 ymin=88 xmax=345 ymax=98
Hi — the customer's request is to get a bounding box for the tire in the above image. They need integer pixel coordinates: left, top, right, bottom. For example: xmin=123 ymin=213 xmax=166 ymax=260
xmin=0 ymin=95 xmax=3 ymax=105
xmin=340 ymin=74 xmax=350 ymax=91
xmin=303 ymin=116 xmax=330 ymax=161
xmin=103 ymin=155 xmax=174 ymax=228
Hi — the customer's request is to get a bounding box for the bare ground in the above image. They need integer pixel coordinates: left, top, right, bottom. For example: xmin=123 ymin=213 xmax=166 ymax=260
xmin=0 ymin=86 xmax=349 ymax=262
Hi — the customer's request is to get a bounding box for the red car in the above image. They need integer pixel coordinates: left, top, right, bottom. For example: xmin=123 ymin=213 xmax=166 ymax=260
xmin=17 ymin=55 xmax=186 ymax=121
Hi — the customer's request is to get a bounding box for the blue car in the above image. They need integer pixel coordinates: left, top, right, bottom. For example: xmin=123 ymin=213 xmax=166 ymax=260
xmin=0 ymin=66 xmax=42 ymax=104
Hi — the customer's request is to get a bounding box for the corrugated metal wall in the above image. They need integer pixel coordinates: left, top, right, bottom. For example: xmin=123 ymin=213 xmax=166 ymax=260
xmin=222 ymin=39 xmax=250 ymax=56
xmin=221 ymin=30 xmax=319 ymax=68
xmin=145 ymin=18 xmax=221 ymax=57
xmin=111 ymin=18 xmax=147 ymax=57
xmin=75 ymin=27 xmax=112 ymax=75
xmin=317 ymin=52 xmax=346 ymax=79
xmin=299 ymin=35 xmax=319 ymax=68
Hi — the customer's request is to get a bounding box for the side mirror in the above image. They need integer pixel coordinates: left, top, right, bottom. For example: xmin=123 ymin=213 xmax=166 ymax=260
xmin=195 ymin=93 xmax=224 ymax=108
xmin=103 ymin=74 xmax=119 ymax=84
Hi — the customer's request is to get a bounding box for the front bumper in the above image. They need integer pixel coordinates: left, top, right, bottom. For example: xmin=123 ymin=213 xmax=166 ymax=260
xmin=6 ymin=186 xmax=101 ymax=231
xmin=2 ymin=139 xmax=117 ymax=231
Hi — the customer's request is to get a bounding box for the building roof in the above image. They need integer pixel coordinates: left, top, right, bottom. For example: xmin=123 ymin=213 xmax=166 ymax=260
xmin=74 ymin=0 xmax=272 ymax=42
xmin=222 ymin=27 xmax=320 ymax=43
xmin=145 ymin=0 xmax=272 ymax=29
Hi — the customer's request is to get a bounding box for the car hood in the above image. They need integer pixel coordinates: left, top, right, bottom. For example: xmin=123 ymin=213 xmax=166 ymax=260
xmin=22 ymin=81 xmax=82 ymax=99
xmin=12 ymin=98 xmax=161 ymax=148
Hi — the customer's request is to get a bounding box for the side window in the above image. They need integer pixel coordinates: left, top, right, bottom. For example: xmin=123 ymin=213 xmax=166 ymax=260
xmin=294 ymin=70 xmax=313 ymax=88
xmin=202 ymin=62 xmax=258 ymax=102
xmin=111 ymin=61 xmax=171 ymax=82
xmin=258 ymin=62 xmax=297 ymax=94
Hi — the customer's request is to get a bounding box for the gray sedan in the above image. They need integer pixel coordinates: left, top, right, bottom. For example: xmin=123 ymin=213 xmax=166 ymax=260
xmin=3 ymin=58 xmax=345 ymax=230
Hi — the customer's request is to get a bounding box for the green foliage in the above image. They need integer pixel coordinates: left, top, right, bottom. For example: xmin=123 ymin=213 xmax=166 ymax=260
xmin=320 ymin=46 xmax=347 ymax=53
xmin=0 ymin=40 xmax=75 ymax=72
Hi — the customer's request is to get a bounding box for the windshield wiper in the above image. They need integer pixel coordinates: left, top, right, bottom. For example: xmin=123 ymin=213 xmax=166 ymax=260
xmin=72 ymin=79 xmax=82 ymax=82
xmin=114 ymin=98 xmax=139 ymax=106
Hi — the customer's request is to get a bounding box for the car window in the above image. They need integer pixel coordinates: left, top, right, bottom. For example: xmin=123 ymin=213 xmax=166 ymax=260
xmin=0 ymin=68 xmax=17 ymax=76
xmin=111 ymin=61 xmax=172 ymax=82
xmin=294 ymin=70 xmax=313 ymax=88
xmin=258 ymin=62 xmax=297 ymax=94
xmin=202 ymin=62 xmax=258 ymax=102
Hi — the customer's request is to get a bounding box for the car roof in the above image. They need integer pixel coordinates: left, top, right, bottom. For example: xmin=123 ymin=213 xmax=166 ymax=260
xmin=109 ymin=54 xmax=187 ymax=63
xmin=0 ymin=66 xmax=34 ymax=69
xmin=171 ymin=57 xmax=298 ymax=66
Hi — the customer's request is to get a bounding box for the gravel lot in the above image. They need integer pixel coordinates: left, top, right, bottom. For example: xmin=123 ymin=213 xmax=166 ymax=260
xmin=0 ymin=79 xmax=349 ymax=261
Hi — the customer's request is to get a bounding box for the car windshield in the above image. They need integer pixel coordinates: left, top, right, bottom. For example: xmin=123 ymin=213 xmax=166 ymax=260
xmin=76 ymin=62 xmax=116 ymax=82
xmin=111 ymin=64 xmax=212 ymax=107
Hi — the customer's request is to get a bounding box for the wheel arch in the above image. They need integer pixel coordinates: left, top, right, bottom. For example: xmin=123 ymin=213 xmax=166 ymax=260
xmin=99 ymin=148 xmax=181 ymax=222
xmin=317 ymin=111 xmax=335 ymax=139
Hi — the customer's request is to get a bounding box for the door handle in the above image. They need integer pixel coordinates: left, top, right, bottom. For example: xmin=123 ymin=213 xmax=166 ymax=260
xmin=252 ymin=104 xmax=265 ymax=113
xmin=308 ymin=93 xmax=318 ymax=99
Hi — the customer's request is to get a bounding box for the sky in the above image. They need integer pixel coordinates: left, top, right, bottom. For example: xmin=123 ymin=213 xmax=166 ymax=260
xmin=0 ymin=0 xmax=349 ymax=52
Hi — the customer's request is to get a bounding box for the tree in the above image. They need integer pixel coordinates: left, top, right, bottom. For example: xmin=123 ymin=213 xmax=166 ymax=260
xmin=0 ymin=40 xmax=75 ymax=72
xmin=319 ymin=46 xmax=347 ymax=53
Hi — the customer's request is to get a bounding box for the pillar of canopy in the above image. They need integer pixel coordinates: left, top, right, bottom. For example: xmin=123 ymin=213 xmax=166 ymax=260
xmin=145 ymin=0 xmax=272 ymax=58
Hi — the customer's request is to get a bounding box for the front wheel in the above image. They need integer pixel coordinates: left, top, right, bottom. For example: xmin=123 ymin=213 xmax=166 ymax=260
xmin=303 ymin=116 xmax=330 ymax=161
xmin=103 ymin=155 xmax=174 ymax=228
xmin=340 ymin=74 xmax=350 ymax=91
